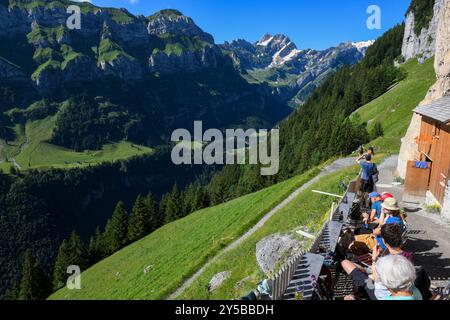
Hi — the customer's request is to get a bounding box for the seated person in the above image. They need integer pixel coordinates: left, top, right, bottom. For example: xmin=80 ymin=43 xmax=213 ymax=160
xmin=341 ymin=224 xmax=418 ymax=300
xmin=361 ymin=192 xmax=382 ymax=227
xmin=351 ymin=197 xmax=405 ymax=253
xmin=374 ymin=255 xmax=422 ymax=300
xmin=379 ymin=197 xmax=405 ymax=228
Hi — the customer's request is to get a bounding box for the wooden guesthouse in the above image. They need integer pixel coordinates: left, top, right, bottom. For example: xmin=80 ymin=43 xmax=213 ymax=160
xmin=403 ymin=96 xmax=450 ymax=210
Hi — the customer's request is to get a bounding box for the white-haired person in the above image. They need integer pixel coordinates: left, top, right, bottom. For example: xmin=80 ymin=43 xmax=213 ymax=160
xmin=374 ymin=254 xmax=422 ymax=300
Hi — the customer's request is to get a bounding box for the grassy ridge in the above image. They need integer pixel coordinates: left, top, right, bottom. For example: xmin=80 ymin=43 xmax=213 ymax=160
xmin=49 ymin=168 xmax=320 ymax=300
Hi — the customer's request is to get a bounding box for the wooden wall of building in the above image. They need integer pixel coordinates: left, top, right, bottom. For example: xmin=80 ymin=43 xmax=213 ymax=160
xmin=418 ymin=116 xmax=450 ymax=204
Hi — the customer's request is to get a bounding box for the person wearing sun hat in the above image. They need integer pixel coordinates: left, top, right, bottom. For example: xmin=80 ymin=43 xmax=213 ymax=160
xmin=370 ymin=197 xmax=406 ymax=252
xmin=379 ymin=197 xmax=405 ymax=229
xmin=352 ymin=197 xmax=406 ymax=253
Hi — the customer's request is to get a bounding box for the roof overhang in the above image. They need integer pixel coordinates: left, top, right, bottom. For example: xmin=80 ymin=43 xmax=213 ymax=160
xmin=414 ymin=95 xmax=450 ymax=124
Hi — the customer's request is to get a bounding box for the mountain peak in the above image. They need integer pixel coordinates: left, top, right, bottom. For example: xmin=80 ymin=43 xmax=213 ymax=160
xmin=256 ymin=33 xmax=294 ymax=48
xmin=147 ymin=9 xmax=214 ymax=43
xmin=148 ymin=9 xmax=184 ymax=20
xmin=351 ymin=40 xmax=375 ymax=54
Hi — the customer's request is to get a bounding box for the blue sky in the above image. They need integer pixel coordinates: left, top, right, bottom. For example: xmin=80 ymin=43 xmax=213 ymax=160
xmin=88 ymin=0 xmax=410 ymax=49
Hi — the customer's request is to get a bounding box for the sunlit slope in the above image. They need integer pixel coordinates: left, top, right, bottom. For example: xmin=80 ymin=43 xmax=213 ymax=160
xmin=49 ymin=168 xmax=319 ymax=300
xmin=0 ymin=115 xmax=153 ymax=172
xmin=354 ymin=58 xmax=435 ymax=153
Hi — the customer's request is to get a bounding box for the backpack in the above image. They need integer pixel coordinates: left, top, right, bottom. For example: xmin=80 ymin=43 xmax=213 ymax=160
xmin=415 ymin=267 xmax=432 ymax=300
xmin=370 ymin=163 xmax=379 ymax=183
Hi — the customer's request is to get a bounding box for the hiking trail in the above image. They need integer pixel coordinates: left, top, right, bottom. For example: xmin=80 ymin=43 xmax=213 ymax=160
xmin=167 ymin=156 xmax=357 ymax=299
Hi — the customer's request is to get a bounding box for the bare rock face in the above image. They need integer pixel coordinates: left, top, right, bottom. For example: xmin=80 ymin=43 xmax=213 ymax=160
xmin=147 ymin=10 xmax=214 ymax=44
xmin=402 ymin=0 xmax=443 ymax=62
xmin=148 ymin=45 xmax=221 ymax=74
xmin=208 ymin=271 xmax=231 ymax=293
xmin=397 ymin=0 xmax=450 ymax=179
xmin=397 ymin=113 xmax=422 ymax=178
xmin=100 ymin=55 xmax=143 ymax=80
xmin=256 ymin=234 xmax=302 ymax=276
xmin=423 ymin=0 xmax=450 ymax=103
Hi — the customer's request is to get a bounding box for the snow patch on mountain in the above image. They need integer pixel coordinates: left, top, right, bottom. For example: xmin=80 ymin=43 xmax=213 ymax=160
xmin=351 ymin=40 xmax=375 ymax=54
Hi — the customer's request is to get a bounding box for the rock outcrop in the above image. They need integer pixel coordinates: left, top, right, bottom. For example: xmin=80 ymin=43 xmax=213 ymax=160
xmin=402 ymin=0 xmax=443 ymax=62
xmin=256 ymin=233 xmax=303 ymax=275
xmin=423 ymin=0 xmax=450 ymax=102
xmin=397 ymin=0 xmax=450 ymax=179
xmin=208 ymin=271 xmax=231 ymax=293
xmin=147 ymin=9 xmax=214 ymax=43
xmin=148 ymin=45 xmax=222 ymax=73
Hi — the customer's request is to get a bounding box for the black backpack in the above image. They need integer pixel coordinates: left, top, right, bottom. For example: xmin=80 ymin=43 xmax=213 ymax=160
xmin=370 ymin=163 xmax=379 ymax=183
xmin=415 ymin=267 xmax=432 ymax=300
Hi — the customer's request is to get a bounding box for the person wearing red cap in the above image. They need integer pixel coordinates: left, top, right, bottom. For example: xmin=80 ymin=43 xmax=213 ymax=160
xmin=380 ymin=192 xmax=394 ymax=202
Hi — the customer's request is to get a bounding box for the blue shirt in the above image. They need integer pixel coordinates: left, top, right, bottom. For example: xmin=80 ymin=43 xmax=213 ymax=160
xmin=385 ymin=216 xmax=405 ymax=231
xmin=371 ymin=201 xmax=382 ymax=220
xmin=360 ymin=161 xmax=374 ymax=180
xmin=376 ymin=216 xmax=405 ymax=251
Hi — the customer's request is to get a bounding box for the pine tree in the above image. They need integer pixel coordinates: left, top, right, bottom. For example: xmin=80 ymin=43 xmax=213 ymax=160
xmin=371 ymin=121 xmax=384 ymax=139
xmin=183 ymin=184 xmax=196 ymax=215
xmin=103 ymin=201 xmax=129 ymax=254
xmin=53 ymin=231 xmax=87 ymax=290
xmin=144 ymin=192 xmax=159 ymax=231
xmin=18 ymin=250 xmax=52 ymax=300
xmin=164 ymin=183 xmax=181 ymax=223
xmin=88 ymin=226 xmax=104 ymax=264
xmin=8 ymin=280 xmax=20 ymax=300
xmin=128 ymin=194 xmax=154 ymax=242
xmin=193 ymin=185 xmax=209 ymax=211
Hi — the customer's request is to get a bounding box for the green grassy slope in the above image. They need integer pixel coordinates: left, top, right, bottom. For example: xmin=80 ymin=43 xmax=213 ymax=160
xmin=0 ymin=115 xmax=153 ymax=172
xmin=49 ymin=168 xmax=320 ymax=300
xmin=177 ymin=59 xmax=435 ymax=299
xmin=353 ymin=57 xmax=435 ymax=153
xmin=180 ymin=165 xmax=360 ymax=300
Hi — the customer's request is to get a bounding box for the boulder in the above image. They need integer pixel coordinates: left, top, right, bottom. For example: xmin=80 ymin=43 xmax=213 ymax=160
xmin=256 ymin=233 xmax=303 ymax=275
xmin=208 ymin=271 xmax=231 ymax=293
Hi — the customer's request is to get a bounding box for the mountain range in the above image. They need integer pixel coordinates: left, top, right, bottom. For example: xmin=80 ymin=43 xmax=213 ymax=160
xmin=222 ymin=34 xmax=374 ymax=104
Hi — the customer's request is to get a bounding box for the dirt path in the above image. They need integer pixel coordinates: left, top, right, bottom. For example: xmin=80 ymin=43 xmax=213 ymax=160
xmin=167 ymin=157 xmax=357 ymax=299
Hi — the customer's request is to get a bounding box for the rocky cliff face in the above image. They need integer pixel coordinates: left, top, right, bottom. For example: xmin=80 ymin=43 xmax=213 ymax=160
xmin=423 ymin=0 xmax=450 ymax=101
xmin=0 ymin=1 xmax=225 ymax=95
xmin=147 ymin=9 xmax=214 ymax=43
xmin=402 ymin=0 xmax=443 ymax=62
xmin=397 ymin=0 xmax=450 ymax=179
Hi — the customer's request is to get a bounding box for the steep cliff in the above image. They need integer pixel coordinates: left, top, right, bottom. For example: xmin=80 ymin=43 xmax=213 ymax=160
xmin=402 ymin=0 xmax=442 ymax=62
xmin=397 ymin=0 xmax=450 ymax=179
